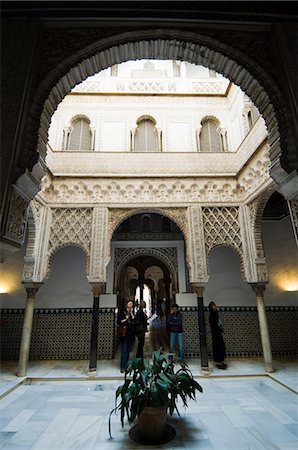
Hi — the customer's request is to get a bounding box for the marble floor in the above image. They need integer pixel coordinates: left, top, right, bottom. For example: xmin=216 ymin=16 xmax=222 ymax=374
xmin=0 ymin=357 xmax=297 ymax=450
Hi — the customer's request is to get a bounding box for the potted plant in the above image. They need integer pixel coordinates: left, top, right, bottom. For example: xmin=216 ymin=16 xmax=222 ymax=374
xmin=109 ymin=348 xmax=203 ymax=443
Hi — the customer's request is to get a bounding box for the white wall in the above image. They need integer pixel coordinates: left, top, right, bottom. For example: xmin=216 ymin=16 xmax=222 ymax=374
xmin=262 ymin=217 xmax=298 ymax=305
xmin=204 ymin=218 xmax=298 ymax=307
xmin=204 ymin=247 xmax=255 ymax=306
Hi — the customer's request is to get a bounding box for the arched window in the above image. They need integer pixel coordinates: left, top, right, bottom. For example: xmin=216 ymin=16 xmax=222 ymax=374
xmin=134 ymin=117 xmax=159 ymax=152
xmin=68 ymin=117 xmax=92 ymax=151
xmin=199 ymin=118 xmax=222 ymax=152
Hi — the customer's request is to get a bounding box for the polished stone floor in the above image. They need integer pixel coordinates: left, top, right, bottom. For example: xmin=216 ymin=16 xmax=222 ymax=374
xmin=0 ymin=356 xmax=297 ymax=450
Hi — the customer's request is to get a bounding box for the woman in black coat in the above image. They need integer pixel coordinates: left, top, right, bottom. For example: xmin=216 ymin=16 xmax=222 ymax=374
xmin=208 ymin=301 xmax=227 ymax=370
xmin=134 ymin=300 xmax=148 ymax=358
xmin=118 ymin=299 xmax=136 ymax=372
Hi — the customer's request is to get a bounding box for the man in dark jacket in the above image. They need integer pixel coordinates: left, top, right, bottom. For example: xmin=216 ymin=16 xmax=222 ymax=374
xmin=167 ymin=303 xmax=185 ymax=362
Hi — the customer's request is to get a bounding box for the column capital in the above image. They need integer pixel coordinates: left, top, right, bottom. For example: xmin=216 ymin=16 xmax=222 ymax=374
xmin=22 ymin=282 xmax=43 ymax=298
xmin=249 ymin=282 xmax=267 ymax=296
xmin=90 ymin=282 xmax=105 ymax=297
xmin=192 ymin=283 xmax=206 ymax=297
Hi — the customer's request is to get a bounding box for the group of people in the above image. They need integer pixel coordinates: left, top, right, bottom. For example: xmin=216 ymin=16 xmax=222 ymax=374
xmin=117 ymin=299 xmax=148 ymax=372
xmin=117 ymin=298 xmax=227 ymax=373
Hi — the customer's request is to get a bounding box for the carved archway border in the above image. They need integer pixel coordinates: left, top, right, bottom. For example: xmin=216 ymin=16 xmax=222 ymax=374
xmin=249 ymin=182 xmax=277 ymax=258
xmin=207 ymin=243 xmax=246 ymax=281
xmin=108 ymin=206 xmax=189 ymax=264
xmin=44 ymin=242 xmax=89 ymax=281
xmin=114 ymin=247 xmax=178 ymax=295
xmin=108 ymin=207 xmax=187 ymax=241
xmin=30 ymin=30 xmax=293 ymax=178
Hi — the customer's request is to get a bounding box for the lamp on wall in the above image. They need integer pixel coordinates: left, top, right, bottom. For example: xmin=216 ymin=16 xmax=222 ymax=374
xmin=0 ymin=283 xmax=10 ymax=294
xmin=0 ymin=277 xmax=19 ymax=294
xmin=274 ymin=270 xmax=298 ymax=293
xmin=284 ymin=284 xmax=298 ymax=293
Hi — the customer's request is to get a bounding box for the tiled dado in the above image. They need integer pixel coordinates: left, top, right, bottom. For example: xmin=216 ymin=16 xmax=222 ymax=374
xmin=0 ymin=306 xmax=297 ymax=360
xmin=0 ymin=308 xmax=116 ymax=360
xmin=182 ymin=306 xmax=298 ymax=357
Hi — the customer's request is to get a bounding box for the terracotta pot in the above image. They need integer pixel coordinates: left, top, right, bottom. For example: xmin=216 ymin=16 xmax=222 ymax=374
xmin=137 ymin=405 xmax=168 ymax=442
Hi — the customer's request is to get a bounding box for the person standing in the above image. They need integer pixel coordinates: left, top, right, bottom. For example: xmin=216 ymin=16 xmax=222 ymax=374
xmin=118 ymin=299 xmax=135 ymax=373
xmin=208 ymin=301 xmax=227 ymax=370
xmin=167 ymin=303 xmax=185 ymax=362
xmin=135 ymin=300 xmax=148 ymax=358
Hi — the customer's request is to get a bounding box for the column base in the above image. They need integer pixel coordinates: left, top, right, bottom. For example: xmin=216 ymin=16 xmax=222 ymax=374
xmin=88 ymin=369 xmax=98 ymax=377
xmin=200 ymin=366 xmax=210 ymax=376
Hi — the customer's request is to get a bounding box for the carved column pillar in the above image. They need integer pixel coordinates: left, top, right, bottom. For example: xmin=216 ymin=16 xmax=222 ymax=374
xmin=287 ymin=196 xmax=298 ymax=247
xmin=156 ymin=128 xmax=162 ymax=152
xmin=218 ymin=128 xmax=228 ymax=151
xmin=193 ymin=284 xmax=209 ymax=374
xmin=196 ymin=126 xmax=202 ymax=151
xmin=250 ymin=283 xmax=274 ymax=373
xmin=90 ymin=127 xmax=96 ymax=151
xmin=17 ymin=283 xmax=42 ymax=377
xmin=62 ymin=127 xmax=71 ymax=150
xmin=88 ymin=282 xmax=105 ymax=375
xmin=131 ymin=127 xmax=137 ymax=152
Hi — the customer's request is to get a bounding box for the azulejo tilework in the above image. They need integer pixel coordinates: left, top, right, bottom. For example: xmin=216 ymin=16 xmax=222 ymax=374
xmin=1 ymin=306 xmax=297 ymax=360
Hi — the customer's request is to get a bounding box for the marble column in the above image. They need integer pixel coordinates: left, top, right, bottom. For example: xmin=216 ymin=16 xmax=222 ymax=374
xmin=250 ymin=283 xmax=274 ymax=373
xmin=193 ymin=284 xmax=209 ymax=374
xmin=89 ymin=283 xmax=104 ymax=375
xmin=17 ymin=284 xmax=41 ymax=377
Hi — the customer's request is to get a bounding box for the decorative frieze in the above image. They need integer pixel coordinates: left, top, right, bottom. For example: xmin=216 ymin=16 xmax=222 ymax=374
xmin=41 ymin=177 xmax=248 ymax=205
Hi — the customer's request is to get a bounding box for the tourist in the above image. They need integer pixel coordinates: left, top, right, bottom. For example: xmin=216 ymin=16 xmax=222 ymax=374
xmin=118 ymin=299 xmax=135 ymax=372
xmin=167 ymin=303 xmax=185 ymax=362
xmin=208 ymin=301 xmax=227 ymax=370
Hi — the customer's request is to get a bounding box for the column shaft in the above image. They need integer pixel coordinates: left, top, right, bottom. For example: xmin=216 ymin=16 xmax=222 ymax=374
xmin=193 ymin=285 xmax=209 ymax=372
xmin=89 ymin=294 xmax=100 ymax=372
xmin=252 ymin=284 xmax=274 ymax=372
xmin=197 ymin=296 xmax=209 ymax=371
xmin=17 ymin=289 xmax=36 ymax=377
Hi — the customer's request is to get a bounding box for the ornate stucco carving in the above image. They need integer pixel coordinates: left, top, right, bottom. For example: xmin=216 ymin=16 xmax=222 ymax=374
xmin=255 ymin=260 xmax=269 ymax=283
xmin=47 ymin=208 xmax=93 ymax=275
xmin=107 ymin=207 xmax=188 ymax=243
xmin=239 ymin=205 xmax=258 ymax=282
xmin=202 ymin=206 xmax=245 ymax=278
xmin=40 ymin=177 xmax=264 ymax=205
xmin=3 ymin=187 xmax=28 ymax=245
xmin=187 ymin=206 xmax=208 ymax=283
xmin=114 ymin=247 xmax=178 ymax=281
xmin=89 ymin=207 xmax=109 ymax=282
xmin=22 ymin=207 xmax=37 ymax=282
